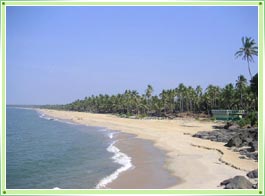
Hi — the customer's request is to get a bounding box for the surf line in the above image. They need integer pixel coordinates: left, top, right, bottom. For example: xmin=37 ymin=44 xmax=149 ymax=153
xmin=96 ymin=132 xmax=133 ymax=189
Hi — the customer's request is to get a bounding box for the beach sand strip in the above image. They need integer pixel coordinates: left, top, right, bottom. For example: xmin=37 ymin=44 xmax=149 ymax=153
xmin=39 ymin=109 xmax=257 ymax=189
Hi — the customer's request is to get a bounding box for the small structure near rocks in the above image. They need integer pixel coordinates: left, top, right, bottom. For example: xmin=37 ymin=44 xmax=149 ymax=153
xmin=212 ymin=110 xmax=245 ymax=121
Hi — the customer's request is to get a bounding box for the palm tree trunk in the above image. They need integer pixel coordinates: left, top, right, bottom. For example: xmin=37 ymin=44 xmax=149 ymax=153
xmin=248 ymin=61 xmax=253 ymax=79
xmin=240 ymin=90 xmax=243 ymax=108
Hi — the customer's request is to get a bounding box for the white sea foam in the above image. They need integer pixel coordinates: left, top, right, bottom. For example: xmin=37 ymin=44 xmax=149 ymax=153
xmin=39 ymin=113 xmax=53 ymax=121
xmin=38 ymin=112 xmax=78 ymax=125
xmin=7 ymin=106 xmax=35 ymax=110
xmin=108 ymin=132 xmax=118 ymax=139
xmin=98 ymin=128 xmax=108 ymax=132
xmin=95 ymin=141 xmax=133 ymax=189
xmin=53 ymin=118 xmax=77 ymax=125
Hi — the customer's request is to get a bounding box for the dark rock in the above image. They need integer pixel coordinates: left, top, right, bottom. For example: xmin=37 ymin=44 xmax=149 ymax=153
xmin=193 ymin=129 xmax=236 ymax=143
xmin=252 ymin=183 xmax=258 ymax=189
xmin=193 ymin=127 xmax=258 ymax=161
xmin=220 ymin=178 xmax=232 ymax=186
xmin=225 ymin=128 xmax=258 ymax=147
xmin=239 ymin=149 xmax=248 ymax=156
xmin=226 ymin=136 xmax=242 ymax=147
xmin=223 ymin=122 xmax=240 ymax=130
xmin=224 ymin=122 xmax=233 ymax=129
xmin=246 ymin=152 xmax=258 ymax=160
xmin=239 ymin=149 xmax=258 ymax=161
xmin=244 ymin=137 xmax=253 ymax=143
xmin=247 ymin=169 xmax=258 ymax=178
xmin=228 ymin=124 xmax=240 ymax=130
xmin=249 ymin=141 xmax=258 ymax=152
xmin=220 ymin=176 xmax=253 ymax=189
xmin=242 ymin=142 xmax=249 ymax=146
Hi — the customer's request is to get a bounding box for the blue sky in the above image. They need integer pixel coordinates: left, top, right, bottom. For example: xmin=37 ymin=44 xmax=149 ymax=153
xmin=6 ymin=6 xmax=258 ymax=105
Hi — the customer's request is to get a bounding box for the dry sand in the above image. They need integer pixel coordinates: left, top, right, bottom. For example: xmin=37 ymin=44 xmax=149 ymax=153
xmin=39 ymin=109 xmax=258 ymax=189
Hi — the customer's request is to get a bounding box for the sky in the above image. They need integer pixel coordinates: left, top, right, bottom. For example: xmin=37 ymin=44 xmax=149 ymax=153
xmin=6 ymin=6 xmax=258 ymax=105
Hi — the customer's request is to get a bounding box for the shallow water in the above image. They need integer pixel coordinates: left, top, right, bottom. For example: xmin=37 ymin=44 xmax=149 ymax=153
xmin=7 ymin=107 xmax=124 ymax=189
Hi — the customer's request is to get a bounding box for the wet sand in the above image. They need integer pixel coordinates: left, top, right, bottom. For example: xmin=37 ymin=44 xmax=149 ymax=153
xmin=108 ymin=132 xmax=178 ymax=189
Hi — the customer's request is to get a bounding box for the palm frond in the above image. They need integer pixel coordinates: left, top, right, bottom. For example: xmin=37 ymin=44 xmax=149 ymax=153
xmin=234 ymin=50 xmax=243 ymax=58
xmin=241 ymin=37 xmax=245 ymax=46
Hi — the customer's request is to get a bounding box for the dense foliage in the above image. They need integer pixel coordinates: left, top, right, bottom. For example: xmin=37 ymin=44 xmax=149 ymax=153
xmin=42 ymin=74 xmax=258 ymax=118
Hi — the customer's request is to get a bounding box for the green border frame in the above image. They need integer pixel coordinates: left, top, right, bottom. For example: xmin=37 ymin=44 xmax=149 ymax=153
xmin=0 ymin=1 xmax=264 ymax=195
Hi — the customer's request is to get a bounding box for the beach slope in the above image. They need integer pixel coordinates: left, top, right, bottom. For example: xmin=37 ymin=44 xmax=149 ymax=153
xmin=39 ymin=109 xmax=257 ymax=189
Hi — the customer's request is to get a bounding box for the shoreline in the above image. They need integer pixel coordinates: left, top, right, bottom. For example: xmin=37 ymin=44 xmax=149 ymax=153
xmin=108 ymin=132 xmax=179 ymax=189
xmin=95 ymin=131 xmax=134 ymax=189
xmin=39 ymin=109 xmax=258 ymax=189
xmin=37 ymin=109 xmax=176 ymax=189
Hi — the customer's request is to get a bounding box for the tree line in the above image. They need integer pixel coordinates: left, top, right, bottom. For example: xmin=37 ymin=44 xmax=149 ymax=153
xmin=42 ymin=74 xmax=258 ymax=118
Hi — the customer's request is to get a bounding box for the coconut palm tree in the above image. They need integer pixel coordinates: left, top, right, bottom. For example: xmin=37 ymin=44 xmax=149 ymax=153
xmin=175 ymin=83 xmax=186 ymax=112
xmin=235 ymin=37 xmax=258 ymax=79
xmin=145 ymin=84 xmax=154 ymax=99
xmin=205 ymin=85 xmax=221 ymax=110
xmin=145 ymin=85 xmax=154 ymax=113
xmin=221 ymin=83 xmax=235 ymax=109
xmin=236 ymin=75 xmax=248 ymax=108
xmin=195 ymin=85 xmax=203 ymax=112
xmin=250 ymin=73 xmax=258 ymax=96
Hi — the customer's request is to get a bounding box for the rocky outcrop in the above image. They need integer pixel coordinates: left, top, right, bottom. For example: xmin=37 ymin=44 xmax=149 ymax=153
xmin=220 ymin=176 xmax=253 ymax=189
xmin=192 ymin=127 xmax=258 ymax=160
xmin=220 ymin=169 xmax=258 ymax=189
xmin=224 ymin=122 xmax=240 ymax=130
xmin=226 ymin=136 xmax=242 ymax=147
xmin=247 ymin=169 xmax=258 ymax=178
xmin=239 ymin=149 xmax=258 ymax=160
xmin=192 ymin=129 xmax=238 ymax=143
xmin=225 ymin=128 xmax=258 ymax=148
xmin=194 ymin=123 xmax=259 ymax=189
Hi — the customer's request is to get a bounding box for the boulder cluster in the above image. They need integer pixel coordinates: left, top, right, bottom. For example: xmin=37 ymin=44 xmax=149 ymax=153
xmin=192 ymin=122 xmax=259 ymax=189
xmin=220 ymin=169 xmax=258 ymax=189
xmin=192 ymin=123 xmax=258 ymax=161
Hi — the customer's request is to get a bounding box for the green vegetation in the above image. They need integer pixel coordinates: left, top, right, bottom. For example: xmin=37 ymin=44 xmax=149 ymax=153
xmin=237 ymin=111 xmax=258 ymax=128
xmin=235 ymin=36 xmax=258 ymax=79
xmin=42 ymin=74 xmax=258 ymax=120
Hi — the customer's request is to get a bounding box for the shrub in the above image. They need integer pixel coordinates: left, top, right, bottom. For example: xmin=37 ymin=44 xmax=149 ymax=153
xmin=137 ymin=114 xmax=147 ymax=119
xmin=236 ymin=111 xmax=258 ymax=127
xmin=248 ymin=111 xmax=258 ymax=127
xmin=210 ymin=117 xmax=216 ymax=121
xmin=237 ymin=118 xmax=250 ymax=128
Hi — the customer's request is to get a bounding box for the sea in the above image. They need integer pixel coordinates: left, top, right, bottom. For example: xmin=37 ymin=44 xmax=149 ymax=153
xmin=6 ymin=107 xmax=132 ymax=189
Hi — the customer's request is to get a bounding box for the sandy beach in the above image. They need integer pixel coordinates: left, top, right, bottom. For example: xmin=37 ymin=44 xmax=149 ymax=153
xmin=107 ymin=132 xmax=178 ymax=189
xmin=39 ymin=109 xmax=258 ymax=189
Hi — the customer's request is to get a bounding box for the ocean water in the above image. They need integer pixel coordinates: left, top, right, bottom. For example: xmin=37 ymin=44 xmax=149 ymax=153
xmin=6 ymin=107 xmax=132 ymax=189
